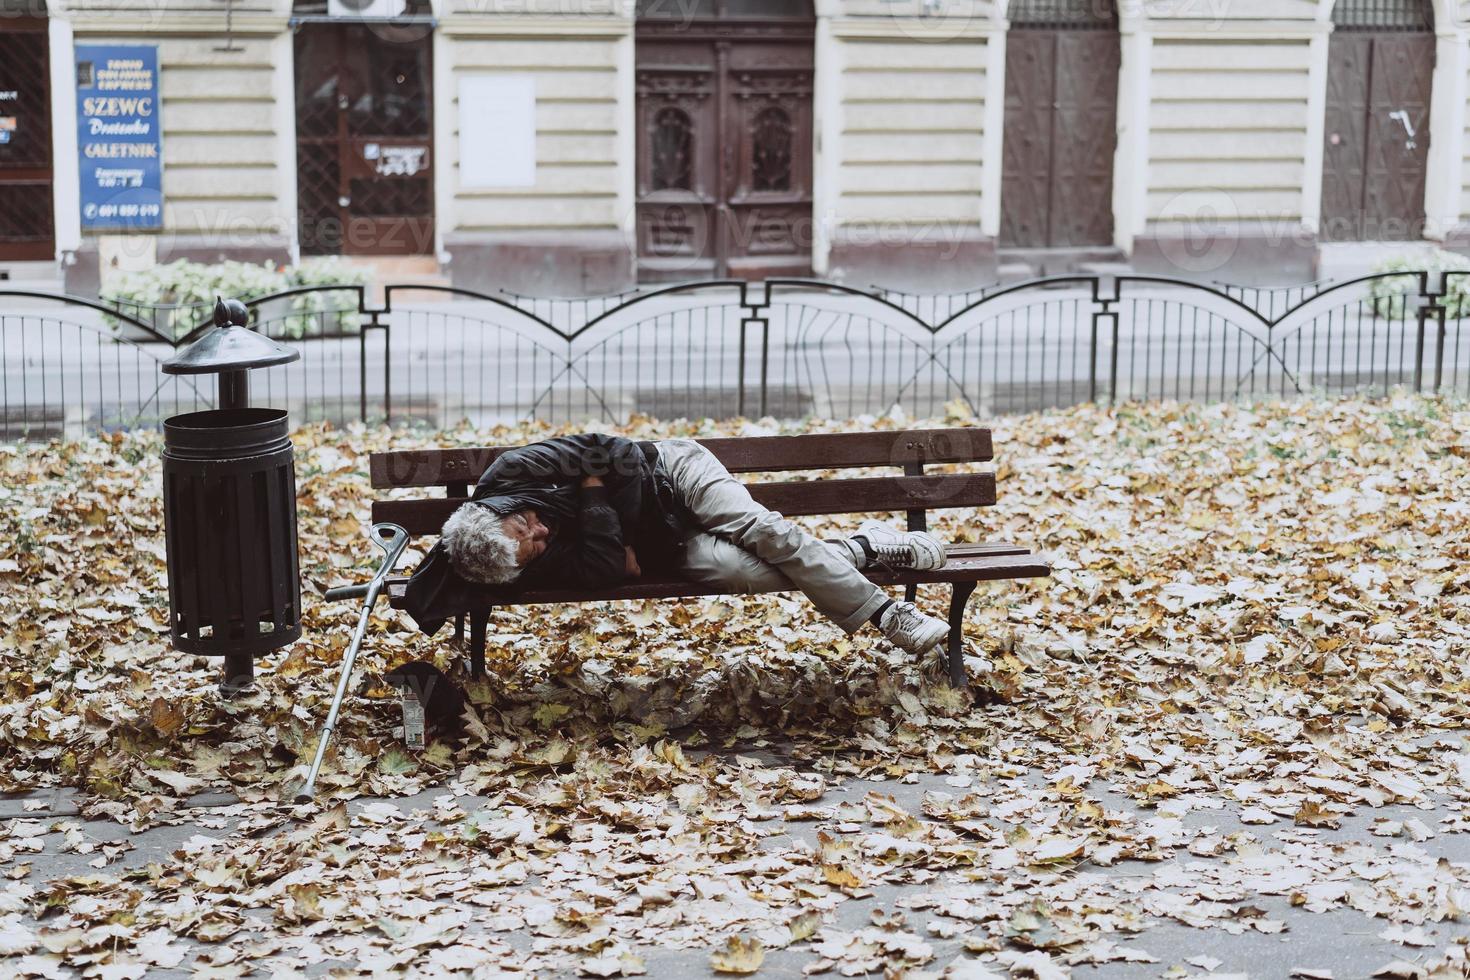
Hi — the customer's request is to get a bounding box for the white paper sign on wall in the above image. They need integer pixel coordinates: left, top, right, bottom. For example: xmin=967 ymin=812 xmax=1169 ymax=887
xmin=459 ymin=74 xmax=536 ymax=189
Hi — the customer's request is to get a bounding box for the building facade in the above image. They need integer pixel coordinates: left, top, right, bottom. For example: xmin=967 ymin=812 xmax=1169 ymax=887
xmin=1 ymin=0 xmax=1468 ymax=294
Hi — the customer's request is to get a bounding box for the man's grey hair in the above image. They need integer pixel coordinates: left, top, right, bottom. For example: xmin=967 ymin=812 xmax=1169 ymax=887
xmin=440 ymin=503 xmax=521 ymax=585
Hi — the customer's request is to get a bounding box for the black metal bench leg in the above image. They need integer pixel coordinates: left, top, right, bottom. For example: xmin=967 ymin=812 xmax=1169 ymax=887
xmin=468 ymin=610 xmax=487 ymax=680
xmin=947 ymin=581 xmax=978 ymax=689
xmin=454 ymin=612 xmax=465 ymax=643
xmin=904 ymin=497 xmax=923 ymax=608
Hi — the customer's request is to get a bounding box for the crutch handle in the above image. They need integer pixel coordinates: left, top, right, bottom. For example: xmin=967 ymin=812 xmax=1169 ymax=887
xmin=320 ymin=523 xmax=409 ymax=604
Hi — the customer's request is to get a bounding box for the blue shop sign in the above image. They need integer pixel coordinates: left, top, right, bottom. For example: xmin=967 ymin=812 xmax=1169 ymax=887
xmin=75 ymin=45 xmax=163 ymax=230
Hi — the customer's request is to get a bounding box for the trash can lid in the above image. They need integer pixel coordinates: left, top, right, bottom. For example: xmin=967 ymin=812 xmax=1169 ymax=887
xmin=163 ymin=297 xmax=300 ymax=375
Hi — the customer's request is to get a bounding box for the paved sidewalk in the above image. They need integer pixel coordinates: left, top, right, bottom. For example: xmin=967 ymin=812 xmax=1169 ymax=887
xmin=6 ymin=754 xmax=1470 ymax=979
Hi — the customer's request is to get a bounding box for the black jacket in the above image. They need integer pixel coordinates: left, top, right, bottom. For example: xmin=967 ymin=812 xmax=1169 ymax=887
xmin=400 ymin=434 xmax=688 ymax=636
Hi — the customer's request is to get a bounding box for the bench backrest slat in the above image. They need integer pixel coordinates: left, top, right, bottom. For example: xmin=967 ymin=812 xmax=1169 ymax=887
xmin=369 ymin=428 xmax=992 ymax=490
xmin=372 ymin=473 xmax=996 ymax=537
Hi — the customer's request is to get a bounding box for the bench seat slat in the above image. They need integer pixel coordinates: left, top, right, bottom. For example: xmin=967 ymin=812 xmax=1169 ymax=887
xmin=370 ymin=428 xmax=993 ymax=490
xmin=382 ymin=545 xmax=1049 ymax=609
xmin=373 ymin=473 xmax=997 ymax=537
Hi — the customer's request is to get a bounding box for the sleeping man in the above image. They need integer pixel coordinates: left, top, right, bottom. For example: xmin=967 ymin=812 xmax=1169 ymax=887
xmin=402 ymin=433 xmax=953 ymax=655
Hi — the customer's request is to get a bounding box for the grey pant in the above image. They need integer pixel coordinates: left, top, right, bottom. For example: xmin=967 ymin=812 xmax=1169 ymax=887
xmin=654 ymin=439 xmax=888 ymax=634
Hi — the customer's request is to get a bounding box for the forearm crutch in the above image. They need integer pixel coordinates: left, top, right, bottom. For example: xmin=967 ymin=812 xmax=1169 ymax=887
xmin=295 ymin=522 xmax=409 ymax=803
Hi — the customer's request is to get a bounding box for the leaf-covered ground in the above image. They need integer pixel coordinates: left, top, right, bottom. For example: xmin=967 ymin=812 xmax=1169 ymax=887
xmin=3 ymin=395 xmax=1470 ymax=978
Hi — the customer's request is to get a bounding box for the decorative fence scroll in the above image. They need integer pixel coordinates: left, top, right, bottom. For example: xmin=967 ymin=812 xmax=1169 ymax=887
xmin=2 ymin=271 xmax=1465 ymax=440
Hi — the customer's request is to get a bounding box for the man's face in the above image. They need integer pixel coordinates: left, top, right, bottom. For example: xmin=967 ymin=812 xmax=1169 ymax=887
xmin=502 ymin=509 xmax=551 ymax=565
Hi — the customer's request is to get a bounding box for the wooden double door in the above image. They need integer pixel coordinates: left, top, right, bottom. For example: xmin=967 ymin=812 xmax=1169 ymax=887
xmin=1320 ymin=30 xmax=1435 ymax=242
xmin=635 ymin=19 xmax=814 ymax=281
xmin=1000 ymin=24 xmax=1120 ymax=250
xmin=0 ymin=17 xmax=54 ymax=261
xmin=294 ymin=23 xmax=434 ymax=256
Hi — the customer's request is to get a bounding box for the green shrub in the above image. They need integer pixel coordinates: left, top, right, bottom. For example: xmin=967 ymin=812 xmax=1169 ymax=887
xmin=102 ymin=258 xmax=372 ymax=340
xmin=103 ymin=259 xmax=279 ymax=338
xmin=1367 ymin=249 xmax=1470 ymax=320
xmin=284 ymin=257 xmax=374 ymax=338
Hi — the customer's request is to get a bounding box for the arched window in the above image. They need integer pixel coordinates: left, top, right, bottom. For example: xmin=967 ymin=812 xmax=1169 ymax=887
xmin=751 ymin=107 xmax=792 ymax=193
xmin=1331 ymin=0 xmax=1433 ymax=31
xmin=651 ymin=107 xmax=693 ymax=192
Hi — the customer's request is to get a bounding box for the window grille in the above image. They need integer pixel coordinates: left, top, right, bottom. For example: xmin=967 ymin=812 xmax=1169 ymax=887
xmin=636 ymin=0 xmax=813 ymax=18
xmin=290 ymin=0 xmax=431 ymax=15
xmin=751 ymin=107 xmax=793 ymax=192
xmin=651 ymin=108 xmax=694 ymax=192
xmin=1332 ymin=0 xmax=1433 ymax=31
xmin=1008 ymin=0 xmax=1117 ymax=29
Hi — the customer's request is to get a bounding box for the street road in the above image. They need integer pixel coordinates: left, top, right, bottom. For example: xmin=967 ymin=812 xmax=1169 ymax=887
xmin=2 ymin=282 xmax=1466 ymax=438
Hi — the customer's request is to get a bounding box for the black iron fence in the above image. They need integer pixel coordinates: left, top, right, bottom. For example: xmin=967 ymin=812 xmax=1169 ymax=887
xmin=2 ymin=271 xmax=1467 ymax=440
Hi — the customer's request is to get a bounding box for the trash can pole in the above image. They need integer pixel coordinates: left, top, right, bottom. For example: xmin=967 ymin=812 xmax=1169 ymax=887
xmin=218 ymin=369 xmax=248 ymax=411
xmin=296 ymin=523 xmax=409 ymax=802
xmin=217 ymin=366 xmax=253 ymax=696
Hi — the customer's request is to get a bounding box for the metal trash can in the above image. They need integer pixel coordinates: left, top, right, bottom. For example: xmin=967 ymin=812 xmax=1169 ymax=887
xmin=162 ymin=408 xmax=302 ymax=676
xmin=161 ymin=297 xmax=302 ymax=696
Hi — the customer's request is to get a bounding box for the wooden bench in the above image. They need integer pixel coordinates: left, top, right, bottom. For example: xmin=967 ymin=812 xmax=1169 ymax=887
xmin=369 ymin=428 xmax=1049 ymax=687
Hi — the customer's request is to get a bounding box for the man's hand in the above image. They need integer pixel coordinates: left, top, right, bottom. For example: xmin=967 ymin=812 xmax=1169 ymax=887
xmin=624 ymin=546 xmax=641 ymax=578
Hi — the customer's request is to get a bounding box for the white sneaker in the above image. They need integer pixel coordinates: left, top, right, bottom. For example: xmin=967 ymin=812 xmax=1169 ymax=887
xmin=878 ymin=601 xmax=949 ymax=656
xmin=856 ymin=521 xmax=947 ymax=571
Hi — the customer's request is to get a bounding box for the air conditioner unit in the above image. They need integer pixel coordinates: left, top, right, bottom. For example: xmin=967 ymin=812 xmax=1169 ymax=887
xmin=328 ymin=0 xmax=406 ymax=18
